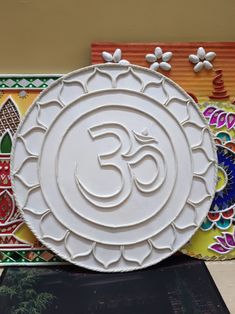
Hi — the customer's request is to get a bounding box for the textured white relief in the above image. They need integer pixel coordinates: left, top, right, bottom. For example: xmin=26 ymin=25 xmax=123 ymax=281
xmin=17 ymin=127 xmax=46 ymax=156
xmin=13 ymin=156 xmax=39 ymax=188
xmin=75 ymin=123 xmax=165 ymax=209
xmin=150 ymin=225 xmax=175 ymax=250
xmin=11 ymin=64 xmax=217 ymax=272
xmin=173 ymin=203 xmax=196 ymax=229
xmin=40 ymin=211 xmax=68 ymax=242
xmin=37 ymin=101 xmax=63 ymax=128
xmin=123 ymin=241 xmax=152 ymax=266
xmin=116 ymin=67 xmax=143 ymax=91
xmin=59 ymin=80 xmax=86 ymax=105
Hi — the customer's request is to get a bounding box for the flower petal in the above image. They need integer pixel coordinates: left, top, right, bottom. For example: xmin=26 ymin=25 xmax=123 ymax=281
xmin=146 ymin=53 xmax=157 ymax=63
xmin=123 ymin=241 xmax=152 ymax=266
xmin=24 ymin=186 xmax=49 ymax=215
xmin=221 ymin=208 xmax=234 ymax=219
xmin=101 ymin=51 xmax=113 ymax=62
xmin=184 ymin=122 xmax=204 ymax=147
xmin=188 ymin=176 xmax=210 ymax=205
xmin=150 ymin=62 xmax=159 ymax=71
xmin=65 ymin=232 xmax=93 ymax=260
xmin=193 ymin=62 xmax=203 ymax=72
xmin=216 ymin=112 xmax=227 ymax=128
xmin=93 ymin=244 xmax=121 ymax=268
xmin=154 ymin=47 xmax=162 ymax=59
xmin=116 ymin=67 xmax=143 ymax=91
xmin=223 ymin=232 xmax=235 ymax=247
xmin=203 ymin=106 xmax=217 ymax=118
xmin=215 ymin=217 xmax=231 ymax=230
xmin=86 ymin=68 xmax=113 ymax=92
xmin=205 ymin=51 xmax=216 ymax=61
xmin=200 ymin=217 xmax=214 ymax=231
xmin=208 ymin=212 xmax=220 ymax=222
xmin=150 ymin=225 xmax=175 ymax=250
xmin=37 ymin=101 xmax=62 ymax=128
xmin=166 ymin=98 xmax=188 ymax=123
xmin=215 ymin=235 xmax=229 ymax=248
xmin=162 ymin=51 xmax=173 ymax=62
xmin=216 ymin=131 xmax=231 ymax=143
xmin=41 ymin=211 xmax=67 ymax=241
xmin=174 ymin=203 xmax=196 ymax=229
xmin=197 ymin=47 xmax=206 ymax=60
xmin=226 ymin=113 xmax=235 ymax=130
xmin=19 ymin=127 xmax=45 ymax=156
xmin=14 ymin=156 xmax=38 ymax=187
xmin=189 ymin=54 xmax=199 ymax=64
xmin=159 ymin=62 xmax=171 ymax=71
xmin=209 ymin=109 xmax=223 ymax=125
xmin=59 ymin=80 xmax=86 ymax=106
xmin=119 ymin=59 xmax=130 ymax=65
xmin=203 ymin=60 xmax=213 ymax=70
xmin=143 ymin=81 xmax=168 ymax=105
xmin=209 ymin=243 xmax=231 ymax=254
xmin=113 ymin=48 xmax=122 ymax=63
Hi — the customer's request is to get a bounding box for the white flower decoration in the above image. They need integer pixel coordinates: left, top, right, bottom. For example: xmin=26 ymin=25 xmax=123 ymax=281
xmin=101 ymin=48 xmax=130 ymax=65
xmin=145 ymin=47 xmax=173 ymax=72
xmin=189 ymin=47 xmax=216 ymax=73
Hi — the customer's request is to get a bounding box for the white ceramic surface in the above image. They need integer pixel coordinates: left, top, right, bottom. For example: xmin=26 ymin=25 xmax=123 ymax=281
xmin=11 ymin=64 xmax=217 ymax=272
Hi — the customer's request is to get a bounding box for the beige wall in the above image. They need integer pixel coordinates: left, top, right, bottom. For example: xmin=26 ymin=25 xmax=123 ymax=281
xmin=1 ymin=0 xmax=235 ymax=73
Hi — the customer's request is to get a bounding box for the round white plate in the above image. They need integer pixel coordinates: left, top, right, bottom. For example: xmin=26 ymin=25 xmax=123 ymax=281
xmin=11 ymin=64 xmax=217 ymax=272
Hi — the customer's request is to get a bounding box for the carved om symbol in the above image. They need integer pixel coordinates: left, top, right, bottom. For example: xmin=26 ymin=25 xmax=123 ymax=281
xmin=75 ymin=123 xmax=166 ymax=208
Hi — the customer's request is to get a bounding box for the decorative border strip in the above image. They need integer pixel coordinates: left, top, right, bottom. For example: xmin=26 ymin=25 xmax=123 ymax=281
xmin=0 ymin=75 xmax=62 ymax=89
xmin=0 ymin=249 xmax=67 ymax=265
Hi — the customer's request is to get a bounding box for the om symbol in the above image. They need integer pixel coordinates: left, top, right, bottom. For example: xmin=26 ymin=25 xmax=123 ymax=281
xmin=75 ymin=123 xmax=166 ymax=208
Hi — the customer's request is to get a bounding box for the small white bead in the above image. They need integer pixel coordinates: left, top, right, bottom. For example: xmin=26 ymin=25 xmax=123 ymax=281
xmin=205 ymin=52 xmax=216 ymax=61
xmin=193 ymin=61 xmax=204 ymax=72
xmin=150 ymin=62 xmax=160 ymax=71
xmin=102 ymin=51 xmax=113 ymax=62
xmin=189 ymin=54 xmax=199 ymax=64
xmin=146 ymin=54 xmax=157 ymax=63
xmin=197 ymin=47 xmax=206 ymax=60
xmin=162 ymin=52 xmax=173 ymax=62
xmin=113 ymin=49 xmax=122 ymax=63
xmin=160 ymin=62 xmax=171 ymax=71
xmin=119 ymin=59 xmax=130 ymax=65
xmin=203 ymin=60 xmax=213 ymax=70
xmin=154 ymin=47 xmax=163 ymax=59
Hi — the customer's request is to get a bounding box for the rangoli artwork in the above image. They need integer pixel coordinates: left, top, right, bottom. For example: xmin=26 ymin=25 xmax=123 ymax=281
xmin=11 ymin=64 xmax=216 ymax=271
xmin=1 ymin=42 xmax=235 ymax=266
xmin=0 ymin=76 xmax=66 ymax=265
xmin=92 ymin=42 xmax=235 ymax=260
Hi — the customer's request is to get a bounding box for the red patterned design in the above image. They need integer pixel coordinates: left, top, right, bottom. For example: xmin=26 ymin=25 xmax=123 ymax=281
xmin=0 ymin=190 xmax=14 ymax=223
xmin=0 ymin=155 xmax=11 ymax=189
xmin=0 ymin=100 xmax=33 ymax=250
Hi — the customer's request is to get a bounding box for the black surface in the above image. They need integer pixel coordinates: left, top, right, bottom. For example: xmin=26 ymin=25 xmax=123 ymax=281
xmin=0 ymin=255 xmax=229 ymax=314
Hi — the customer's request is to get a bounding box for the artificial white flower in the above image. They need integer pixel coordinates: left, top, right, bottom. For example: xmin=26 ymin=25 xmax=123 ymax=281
xmin=101 ymin=48 xmax=130 ymax=65
xmin=145 ymin=47 xmax=173 ymax=72
xmin=189 ymin=47 xmax=216 ymax=73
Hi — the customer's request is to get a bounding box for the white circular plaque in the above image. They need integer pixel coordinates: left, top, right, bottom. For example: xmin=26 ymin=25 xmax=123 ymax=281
xmin=11 ymin=64 xmax=217 ymax=272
